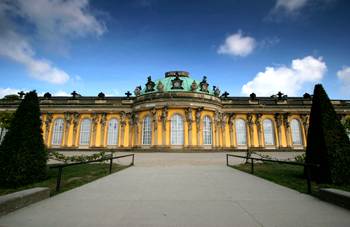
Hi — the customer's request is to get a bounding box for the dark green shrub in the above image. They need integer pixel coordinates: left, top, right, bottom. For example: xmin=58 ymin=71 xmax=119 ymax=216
xmin=305 ymin=84 xmax=350 ymax=185
xmin=0 ymin=91 xmax=47 ymax=188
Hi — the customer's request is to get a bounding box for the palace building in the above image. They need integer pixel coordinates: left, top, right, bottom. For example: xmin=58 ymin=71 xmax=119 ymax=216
xmin=1 ymin=71 xmax=349 ymax=151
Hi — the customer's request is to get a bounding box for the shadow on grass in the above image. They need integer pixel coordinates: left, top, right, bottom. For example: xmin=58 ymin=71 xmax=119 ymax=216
xmin=0 ymin=163 xmax=132 ymax=197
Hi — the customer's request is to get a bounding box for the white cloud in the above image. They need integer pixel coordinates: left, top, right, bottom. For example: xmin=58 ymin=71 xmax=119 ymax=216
xmin=0 ymin=0 xmax=107 ymax=84
xmin=241 ymin=56 xmax=327 ymax=97
xmin=0 ymin=87 xmax=21 ymax=99
xmin=71 ymin=75 xmax=84 ymax=86
xmin=337 ymin=66 xmax=350 ymax=94
xmin=265 ymin=0 xmax=335 ymax=22
xmin=54 ymin=90 xmax=71 ymax=96
xmin=218 ymin=30 xmax=257 ymax=57
xmin=114 ymin=89 xmax=119 ymax=95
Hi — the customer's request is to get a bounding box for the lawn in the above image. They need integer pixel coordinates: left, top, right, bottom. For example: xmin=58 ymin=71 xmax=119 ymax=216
xmin=0 ymin=163 xmax=131 ymax=197
xmin=230 ymin=162 xmax=350 ymax=198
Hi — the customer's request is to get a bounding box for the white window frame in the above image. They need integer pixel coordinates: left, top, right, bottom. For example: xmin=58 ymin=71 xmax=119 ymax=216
xmin=203 ymin=115 xmax=212 ymax=145
xmin=142 ymin=115 xmax=152 ymax=145
xmin=171 ymin=114 xmax=184 ymax=145
xmin=52 ymin=118 xmax=64 ymax=145
xmin=236 ymin=118 xmax=247 ymax=145
xmin=79 ymin=118 xmax=92 ymax=145
xmin=107 ymin=118 xmax=119 ymax=145
xmin=290 ymin=118 xmax=302 ymax=145
xmin=263 ymin=118 xmax=275 ymax=146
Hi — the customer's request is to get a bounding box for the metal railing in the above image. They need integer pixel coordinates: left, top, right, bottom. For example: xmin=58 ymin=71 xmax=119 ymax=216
xmin=50 ymin=150 xmax=134 ymax=192
xmin=226 ymin=154 xmax=319 ymax=194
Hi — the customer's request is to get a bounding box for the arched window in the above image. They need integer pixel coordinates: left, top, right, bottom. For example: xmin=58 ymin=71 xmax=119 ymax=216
xmin=79 ymin=118 xmax=92 ymax=145
xmin=0 ymin=127 xmax=7 ymax=144
xmin=52 ymin=118 xmax=64 ymax=145
xmin=263 ymin=118 xmax=275 ymax=145
xmin=142 ymin=116 xmax=152 ymax=145
xmin=291 ymin=119 xmax=302 ymax=145
xmin=203 ymin=116 xmax=212 ymax=145
xmin=171 ymin=114 xmax=184 ymax=145
xmin=236 ymin=119 xmax=247 ymax=145
xmin=107 ymin=118 xmax=119 ymax=145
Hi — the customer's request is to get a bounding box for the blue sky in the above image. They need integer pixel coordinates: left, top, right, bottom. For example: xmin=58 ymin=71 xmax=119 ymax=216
xmin=0 ymin=0 xmax=350 ymax=99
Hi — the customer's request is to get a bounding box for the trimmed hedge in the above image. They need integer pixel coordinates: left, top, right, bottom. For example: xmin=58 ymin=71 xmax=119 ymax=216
xmin=305 ymin=84 xmax=350 ymax=185
xmin=0 ymin=91 xmax=47 ymax=188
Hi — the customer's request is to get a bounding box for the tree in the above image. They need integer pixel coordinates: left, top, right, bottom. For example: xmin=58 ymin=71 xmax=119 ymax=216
xmin=305 ymin=84 xmax=350 ymax=185
xmin=0 ymin=91 xmax=47 ymax=188
xmin=342 ymin=117 xmax=350 ymax=138
xmin=2 ymin=94 xmax=19 ymax=99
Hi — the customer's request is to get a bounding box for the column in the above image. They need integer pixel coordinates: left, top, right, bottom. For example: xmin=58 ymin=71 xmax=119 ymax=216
xmin=63 ymin=112 xmax=72 ymax=147
xmin=301 ymin=114 xmax=309 ymax=139
xmin=275 ymin=113 xmax=283 ymax=148
xmin=195 ymin=107 xmax=204 ymax=147
xmin=133 ymin=111 xmax=140 ymax=148
xmin=161 ymin=106 xmax=169 ymax=147
xmin=72 ymin=112 xmax=81 ymax=147
xmin=221 ymin=113 xmax=227 ymax=148
xmin=229 ymin=113 xmax=236 ymax=148
xmin=284 ymin=113 xmax=291 ymax=147
xmin=214 ymin=110 xmax=220 ymax=148
xmin=255 ymin=113 xmax=263 ymax=148
xmin=100 ymin=113 xmax=107 ymax=147
xmin=44 ymin=113 xmax=53 ymax=145
xmin=150 ymin=108 xmax=158 ymax=147
xmin=247 ymin=113 xmax=254 ymax=148
xmin=126 ymin=112 xmax=133 ymax=148
xmin=119 ymin=111 xmax=126 ymax=147
xmin=91 ymin=113 xmax=99 ymax=147
xmin=185 ymin=107 xmax=193 ymax=147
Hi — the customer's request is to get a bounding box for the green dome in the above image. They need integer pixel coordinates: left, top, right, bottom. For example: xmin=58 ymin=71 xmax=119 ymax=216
xmin=139 ymin=76 xmax=215 ymax=96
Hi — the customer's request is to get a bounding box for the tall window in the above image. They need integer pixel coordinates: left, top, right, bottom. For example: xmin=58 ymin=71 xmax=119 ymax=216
xmin=0 ymin=127 xmax=7 ymax=144
xmin=203 ymin=116 xmax=212 ymax=145
xmin=79 ymin=118 xmax=92 ymax=145
xmin=142 ymin=116 xmax=152 ymax=145
xmin=52 ymin=118 xmax=64 ymax=145
xmin=171 ymin=114 xmax=184 ymax=145
xmin=236 ymin=119 xmax=247 ymax=145
xmin=263 ymin=119 xmax=275 ymax=145
xmin=107 ymin=118 xmax=119 ymax=145
xmin=291 ymin=119 xmax=302 ymax=145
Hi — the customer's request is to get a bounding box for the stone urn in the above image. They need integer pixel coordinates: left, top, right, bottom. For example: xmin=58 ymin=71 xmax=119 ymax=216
xmin=157 ymin=81 xmax=164 ymax=92
xmin=190 ymin=81 xmax=198 ymax=92
xmin=214 ymin=87 xmax=220 ymax=97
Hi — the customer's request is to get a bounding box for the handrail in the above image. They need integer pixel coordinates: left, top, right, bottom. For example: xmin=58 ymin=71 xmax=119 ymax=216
xmin=226 ymin=154 xmax=319 ymax=194
xmin=50 ymin=150 xmax=134 ymax=192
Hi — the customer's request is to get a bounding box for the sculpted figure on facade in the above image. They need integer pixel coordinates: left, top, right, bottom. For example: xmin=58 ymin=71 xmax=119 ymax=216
xmin=133 ymin=111 xmax=140 ymax=134
xmin=247 ymin=113 xmax=254 ymax=132
xmin=126 ymin=112 xmax=133 ymax=132
xmin=221 ymin=113 xmax=228 ymax=133
xmin=119 ymin=111 xmax=126 ymax=133
xmin=45 ymin=113 xmax=53 ymax=133
xmin=275 ymin=113 xmax=282 ymax=133
xmin=100 ymin=113 xmax=107 ymax=128
xmin=157 ymin=81 xmax=164 ymax=92
xmin=228 ymin=113 xmax=236 ymax=132
xmin=301 ymin=114 xmax=309 ymax=136
xmin=195 ymin=107 xmax=204 ymax=132
xmin=283 ymin=113 xmax=291 ymax=129
xmin=213 ymin=109 xmax=221 ymax=132
xmin=73 ymin=112 xmax=81 ymax=133
xmin=255 ymin=113 xmax=262 ymax=133
xmin=185 ymin=107 xmax=193 ymax=130
xmin=91 ymin=113 xmax=99 ymax=133
xmin=190 ymin=81 xmax=198 ymax=92
xmin=64 ymin=112 xmax=73 ymax=132
xmin=134 ymin=86 xmax=141 ymax=96
xmin=161 ymin=106 xmax=169 ymax=131
xmin=150 ymin=107 xmax=158 ymax=131
xmin=40 ymin=114 xmax=44 ymax=126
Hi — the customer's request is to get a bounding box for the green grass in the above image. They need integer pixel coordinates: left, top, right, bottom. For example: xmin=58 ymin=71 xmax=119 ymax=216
xmin=230 ymin=162 xmax=350 ymax=197
xmin=0 ymin=163 xmax=132 ymax=197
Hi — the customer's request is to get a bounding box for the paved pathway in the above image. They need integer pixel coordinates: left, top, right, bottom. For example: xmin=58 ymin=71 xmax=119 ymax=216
xmin=1 ymin=153 xmax=350 ymax=227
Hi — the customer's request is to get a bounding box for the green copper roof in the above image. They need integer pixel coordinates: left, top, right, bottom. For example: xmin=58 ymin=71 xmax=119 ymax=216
xmin=139 ymin=76 xmax=215 ymax=96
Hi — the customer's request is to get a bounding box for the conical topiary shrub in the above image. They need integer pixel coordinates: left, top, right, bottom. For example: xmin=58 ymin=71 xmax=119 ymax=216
xmin=0 ymin=91 xmax=47 ymax=188
xmin=305 ymin=84 xmax=350 ymax=185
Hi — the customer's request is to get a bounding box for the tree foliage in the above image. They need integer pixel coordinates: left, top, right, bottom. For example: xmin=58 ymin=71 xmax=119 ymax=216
xmin=305 ymin=84 xmax=350 ymax=185
xmin=2 ymin=94 xmax=19 ymax=99
xmin=0 ymin=91 xmax=47 ymax=188
xmin=0 ymin=111 xmax=14 ymax=129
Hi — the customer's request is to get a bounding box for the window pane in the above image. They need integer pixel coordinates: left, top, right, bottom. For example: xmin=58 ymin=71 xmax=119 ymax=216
xmin=171 ymin=114 xmax=184 ymax=145
xmin=236 ymin=119 xmax=247 ymax=145
xmin=52 ymin=118 xmax=64 ymax=145
xmin=143 ymin=116 xmax=152 ymax=145
xmin=263 ymin=119 xmax=275 ymax=145
xmin=107 ymin=118 xmax=119 ymax=145
xmin=291 ymin=119 xmax=302 ymax=145
xmin=203 ymin=116 xmax=212 ymax=145
xmin=80 ymin=118 xmax=92 ymax=145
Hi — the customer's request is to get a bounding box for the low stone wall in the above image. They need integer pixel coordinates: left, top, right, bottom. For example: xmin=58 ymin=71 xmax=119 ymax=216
xmin=319 ymin=188 xmax=350 ymax=210
xmin=0 ymin=187 xmax=50 ymax=217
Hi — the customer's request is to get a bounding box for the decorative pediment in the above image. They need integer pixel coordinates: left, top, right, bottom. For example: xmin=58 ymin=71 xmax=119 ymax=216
xmin=145 ymin=76 xmax=156 ymax=92
xmin=200 ymin=76 xmax=209 ymax=92
xmin=171 ymin=74 xmax=183 ymax=90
